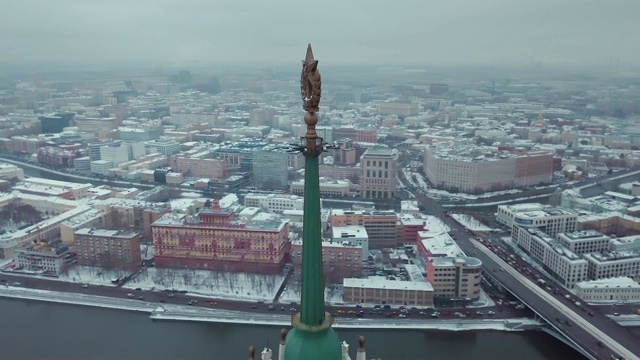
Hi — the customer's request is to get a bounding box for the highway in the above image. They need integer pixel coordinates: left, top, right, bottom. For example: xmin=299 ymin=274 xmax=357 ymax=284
xmin=407 ymin=187 xmax=640 ymax=360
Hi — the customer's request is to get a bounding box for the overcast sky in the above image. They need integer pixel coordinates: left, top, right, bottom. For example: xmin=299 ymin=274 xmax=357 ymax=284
xmin=1 ymin=0 xmax=639 ymax=69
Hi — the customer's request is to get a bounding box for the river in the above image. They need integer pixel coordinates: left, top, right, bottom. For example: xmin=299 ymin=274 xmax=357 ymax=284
xmin=0 ymin=298 xmax=583 ymax=360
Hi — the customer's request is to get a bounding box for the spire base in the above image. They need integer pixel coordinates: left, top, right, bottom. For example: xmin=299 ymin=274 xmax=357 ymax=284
xmin=284 ymin=313 xmax=341 ymax=360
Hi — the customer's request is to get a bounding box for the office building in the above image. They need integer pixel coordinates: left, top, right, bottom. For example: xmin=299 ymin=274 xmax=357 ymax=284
xmin=496 ymin=203 xmax=578 ymax=236
xmin=330 ymin=210 xmax=400 ymax=249
xmin=583 ymin=251 xmax=640 ymax=281
xmin=424 ymin=146 xmax=553 ymax=193
xmin=151 ymin=200 xmax=290 ymax=273
xmin=39 ymin=113 xmax=74 ymax=134
xmin=512 ymin=226 xmax=588 ymax=288
xmin=556 ymin=230 xmax=611 ymax=255
xmin=360 ymin=148 xmax=398 ymax=200
xmin=427 ymin=257 xmax=482 ymax=302
xmin=331 ymin=225 xmax=369 ymax=258
xmin=252 ymin=147 xmax=289 ymax=190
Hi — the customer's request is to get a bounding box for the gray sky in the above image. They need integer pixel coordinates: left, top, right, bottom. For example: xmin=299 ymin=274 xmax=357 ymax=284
xmin=1 ymin=0 xmax=639 ymax=68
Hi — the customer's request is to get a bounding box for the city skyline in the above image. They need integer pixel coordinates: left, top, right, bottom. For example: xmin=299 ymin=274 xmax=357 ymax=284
xmin=2 ymin=0 xmax=640 ymax=70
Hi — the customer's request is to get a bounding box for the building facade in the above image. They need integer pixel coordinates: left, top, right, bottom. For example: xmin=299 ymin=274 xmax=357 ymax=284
xmin=343 ymin=278 xmax=434 ymax=306
xmin=512 ymin=226 xmax=588 ymax=288
xmin=15 ymin=241 xmax=75 ymax=275
xmin=556 ymin=230 xmax=611 ymax=255
xmin=330 ymin=210 xmax=400 ymax=249
xmin=151 ymin=201 xmax=290 ymax=273
xmin=74 ymin=228 xmax=141 ymax=269
xmin=496 ymin=203 xmax=578 ymax=236
xmin=359 ymin=148 xmax=398 ymax=199
xmin=574 ymin=277 xmax=640 ymax=303
xmin=427 ymin=257 xmax=482 ymax=302
xmin=291 ymin=240 xmax=363 ymax=284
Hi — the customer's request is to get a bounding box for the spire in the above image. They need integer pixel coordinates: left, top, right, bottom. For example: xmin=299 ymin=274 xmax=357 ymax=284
xmin=283 ymin=44 xmax=341 ymax=360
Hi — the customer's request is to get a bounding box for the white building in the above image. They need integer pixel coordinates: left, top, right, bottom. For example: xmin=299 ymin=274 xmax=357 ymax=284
xmin=145 ymin=140 xmax=180 ymax=157
xmin=90 ymin=160 xmax=113 ymax=175
xmin=100 ymin=144 xmax=129 ymax=166
xmin=0 ymin=163 xmax=25 ymax=180
xmin=583 ymin=251 xmax=640 ymax=280
xmin=574 ymin=277 xmax=640 ymax=303
xmin=20 ymin=177 xmax=92 ymax=200
xmin=512 ymin=226 xmax=588 ymax=288
xmin=15 ymin=242 xmax=74 ymax=275
xmin=496 ymin=203 xmax=578 ymax=236
xmin=423 ymin=145 xmax=553 ymax=193
xmin=556 ymin=230 xmax=611 ymax=255
xmin=400 ymin=200 xmax=420 ymax=215
xmin=332 ymin=225 xmax=369 ymax=258
xmin=429 ymin=257 xmax=482 ymax=301
xmin=244 ymin=193 xmax=304 ymax=214
xmin=290 ymin=177 xmax=352 ymax=197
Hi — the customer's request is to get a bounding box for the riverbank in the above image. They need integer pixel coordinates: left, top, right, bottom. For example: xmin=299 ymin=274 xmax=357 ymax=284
xmin=0 ymin=285 xmax=542 ymax=331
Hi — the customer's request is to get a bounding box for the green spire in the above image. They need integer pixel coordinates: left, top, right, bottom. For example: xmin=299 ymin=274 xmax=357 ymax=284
xmin=284 ymin=44 xmax=341 ymax=360
xmin=300 ymin=155 xmax=325 ymax=326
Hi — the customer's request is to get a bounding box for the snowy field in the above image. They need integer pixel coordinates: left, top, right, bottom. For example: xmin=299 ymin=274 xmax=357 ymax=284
xmin=125 ymin=267 xmax=286 ymax=302
xmin=450 ymin=213 xmax=499 ymax=232
xmin=61 ymin=266 xmax=131 ymax=286
xmin=279 ymin=282 xmax=344 ymax=304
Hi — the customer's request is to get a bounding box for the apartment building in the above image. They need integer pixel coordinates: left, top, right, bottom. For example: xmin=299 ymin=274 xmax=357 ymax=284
xmin=74 ymin=228 xmax=141 ymax=269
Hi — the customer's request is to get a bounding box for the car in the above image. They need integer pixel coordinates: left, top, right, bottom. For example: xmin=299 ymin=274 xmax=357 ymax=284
xmin=82 ymin=284 xmax=89 ymax=288
xmin=398 ymin=314 xmax=406 ymax=318
xmin=167 ymin=293 xmax=175 ymax=298
xmin=565 ymin=320 xmax=572 ymax=326
xmin=588 ymin=312 xmax=594 ymax=316
xmin=159 ymin=299 xmax=166 ymax=303
xmin=12 ymin=282 xmax=21 ymax=286
xmin=487 ymin=311 xmax=495 ymax=316
xmin=138 ymin=296 xmax=144 ymax=300
xmin=127 ymin=293 xmax=135 ymax=298
xmin=355 ymin=304 xmax=362 ymax=309
xmin=135 ymin=287 xmax=142 ymax=291
xmin=251 ymin=305 xmax=257 ymax=309
xmin=597 ymin=341 xmax=604 ymax=347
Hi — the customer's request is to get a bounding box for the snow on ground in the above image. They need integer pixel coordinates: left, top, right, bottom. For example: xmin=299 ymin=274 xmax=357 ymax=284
xmin=140 ymin=244 xmax=154 ymax=260
xmin=279 ymin=282 xmax=344 ymax=304
xmin=450 ymin=213 xmax=498 ymax=232
xmin=61 ymin=266 xmax=130 ymax=286
xmin=125 ymin=267 xmax=286 ymax=302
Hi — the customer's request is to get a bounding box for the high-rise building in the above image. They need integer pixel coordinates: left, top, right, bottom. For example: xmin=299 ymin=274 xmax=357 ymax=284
xmin=39 ymin=112 xmax=75 ymax=134
xmin=359 ymin=148 xmax=398 ymax=199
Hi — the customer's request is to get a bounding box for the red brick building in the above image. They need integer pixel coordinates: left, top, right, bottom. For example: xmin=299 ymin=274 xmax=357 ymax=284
xmin=152 ymin=201 xmax=290 ymax=273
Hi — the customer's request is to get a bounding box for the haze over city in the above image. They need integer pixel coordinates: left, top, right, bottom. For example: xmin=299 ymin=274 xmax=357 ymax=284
xmin=2 ymin=0 xmax=640 ymax=69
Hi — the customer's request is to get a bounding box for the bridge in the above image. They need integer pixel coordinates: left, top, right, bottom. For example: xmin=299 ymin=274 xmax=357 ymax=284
xmin=410 ymin=191 xmax=640 ymax=360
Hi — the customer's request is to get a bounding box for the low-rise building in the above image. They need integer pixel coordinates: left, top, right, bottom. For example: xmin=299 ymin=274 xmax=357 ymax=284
xmin=290 ymin=178 xmax=353 ymax=197
xmin=342 ymin=277 xmax=434 ymax=306
xmin=331 ymin=225 xmax=369 ymax=258
xmin=574 ymin=277 xmax=640 ymax=303
xmin=15 ymin=241 xmax=75 ymax=275
xmin=74 ymin=228 xmax=141 ymax=269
